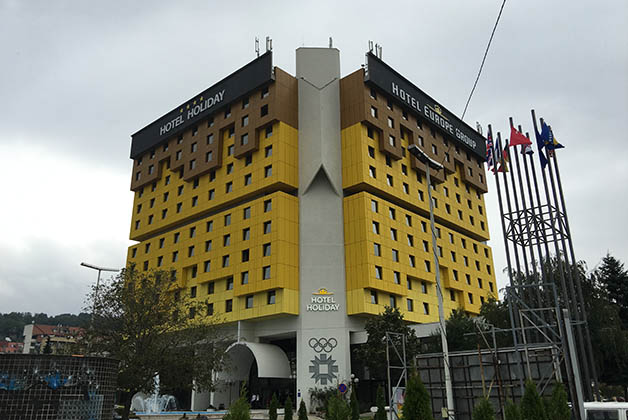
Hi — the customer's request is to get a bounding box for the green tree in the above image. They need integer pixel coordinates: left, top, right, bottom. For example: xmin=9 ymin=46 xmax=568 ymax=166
xmin=325 ymin=393 xmax=350 ymax=420
xmin=224 ymin=385 xmax=251 ymax=420
xmin=520 ymin=380 xmax=546 ymax=420
xmin=504 ymin=400 xmax=521 ymax=420
xmin=298 ymin=400 xmax=308 ymax=420
xmin=285 ymin=396 xmax=294 ymax=420
xmin=78 ymin=267 xmax=228 ymax=420
xmin=359 ymin=306 xmax=420 ymax=379
xmin=42 ymin=336 xmax=52 ymax=354
xmin=545 ymin=383 xmax=570 ymax=420
xmin=374 ymin=385 xmax=387 ymax=420
xmin=401 ymin=372 xmax=433 ymax=420
xmin=445 ymin=309 xmax=479 ymax=351
xmin=479 ymin=297 xmax=514 ymax=347
xmin=472 ymin=398 xmax=495 ymax=420
xmin=350 ymin=388 xmax=359 ymax=420
xmin=269 ymin=393 xmax=279 ymax=420
xmin=596 ymin=254 xmax=628 ymax=328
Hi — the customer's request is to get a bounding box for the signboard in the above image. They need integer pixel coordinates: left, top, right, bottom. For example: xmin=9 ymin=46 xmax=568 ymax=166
xmin=338 ymin=383 xmax=348 ymax=394
xmin=365 ymin=52 xmax=486 ymax=159
xmin=130 ymin=52 xmax=274 ymax=159
xmin=307 ymin=288 xmax=339 ymax=312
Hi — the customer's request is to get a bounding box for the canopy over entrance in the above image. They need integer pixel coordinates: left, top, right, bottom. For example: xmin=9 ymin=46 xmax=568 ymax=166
xmin=224 ymin=342 xmax=291 ymax=379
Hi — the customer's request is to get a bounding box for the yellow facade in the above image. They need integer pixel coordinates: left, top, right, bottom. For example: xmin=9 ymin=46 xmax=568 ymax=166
xmin=342 ymin=123 xmax=496 ymax=322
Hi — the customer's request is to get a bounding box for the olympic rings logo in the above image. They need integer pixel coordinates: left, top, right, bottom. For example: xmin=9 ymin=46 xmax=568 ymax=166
xmin=308 ymin=337 xmax=338 ymax=353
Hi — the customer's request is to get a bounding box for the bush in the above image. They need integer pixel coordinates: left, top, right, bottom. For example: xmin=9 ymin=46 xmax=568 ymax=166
xmin=325 ymin=393 xmax=350 ymax=420
xmin=285 ymin=396 xmax=293 ymax=420
xmin=521 ymin=380 xmax=546 ymax=420
xmin=402 ymin=372 xmax=433 ymax=420
xmin=374 ymin=385 xmax=386 ymax=420
xmin=223 ymin=385 xmax=250 ymax=420
xmin=298 ymin=400 xmax=308 ymax=420
xmin=545 ymin=383 xmax=570 ymax=420
xmin=472 ymin=398 xmax=495 ymax=420
xmin=504 ymin=400 xmax=521 ymax=420
xmin=269 ymin=393 xmax=279 ymax=420
xmin=350 ymin=389 xmax=359 ymax=420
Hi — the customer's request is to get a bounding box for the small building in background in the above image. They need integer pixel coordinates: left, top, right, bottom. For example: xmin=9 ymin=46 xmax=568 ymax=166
xmin=0 ymin=339 xmax=23 ymax=354
xmin=22 ymin=324 xmax=84 ymax=355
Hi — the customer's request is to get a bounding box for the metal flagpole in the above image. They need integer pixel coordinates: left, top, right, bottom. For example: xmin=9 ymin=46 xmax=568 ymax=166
xmin=551 ymin=151 xmax=600 ymax=398
xmin=490 ymin=125 xmax=525 ymax=395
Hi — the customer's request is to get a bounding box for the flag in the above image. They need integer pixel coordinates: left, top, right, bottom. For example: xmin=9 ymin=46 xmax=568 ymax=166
xmin=486 ymin=127 xmax=495 ymax=173
xmin=495 ymin=137 xmax=509 ymax=173
xmin=523 ymin=144 xmax=534 ymax=155
xmin=534 ymin=120 xmax=549 ymax=169
xmin=546 ymin=125 xmax=564 ymax=151
xmin=509 ymin=126 xmax=532 ymax=147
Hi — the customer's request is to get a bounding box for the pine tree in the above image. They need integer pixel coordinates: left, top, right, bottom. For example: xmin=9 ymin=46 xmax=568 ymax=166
xmin=298 ymin=400 xmax=308 ymax=420
xmin=284 ymin=396 xmax=294 ymax=420
xmin=545 ymin=383 xmax=570 ymax=420
xmin=350 ymin=389 xmax=359 ymax=420
xmin=597 ymin=254 xmax=628 ymax=327
xmin=269 ymin=393 xmax=279 ymax=420
xmin=402 ymin=372 xmax=434 ymax=420
xmin=223 ymin=385 xmax=251 ymax=420
xmin=374 ymin=385 xmax=387 ymax=420
xmin=325 ymin=394 xmax=350 ymax=420
xmin=504 ymin=400 xmax=521 ymax=420
xmin=520 ymin=380 xmax=547 ymax=420
xmin=472 ymin=398 xmax=495 ymax=420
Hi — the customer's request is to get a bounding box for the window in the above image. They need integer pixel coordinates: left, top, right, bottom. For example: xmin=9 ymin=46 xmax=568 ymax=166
xmin=386 ymin=174 xmax=393 ymax=186
xmin=392 ymin=249 xmax=399 ymax=262
xmin=372 ymin=221 xmax=380 ymax=234
xmin=207 ymin=303 xmax=214 ymax=315
xmin=263 ymin=243 xmax=271 ymax=257
xmin=421 ymin=282 xmax=428 ymax=293
xmin=207 ymin=133 xmax=214 ymax=145
xmin=425 ymin=260 xmax=431 ymax=272
xmin=267 ymin=290 xmax=276 ymax=304
xmin=403 ymin=183 xmax=409 ymax=194
xmin=265 ymin=145 xmax=272 ymax=157
xmin=224 ymin=214 xmax=231 ymax=226
xmin=418 ymin=190 xmax=424 ymax=201
xmin=265 ymin=125 xmax=273 ymax=138
xmin=241 ymin=249 xmax=250 ymax=262
xmin=468 ymin=293 xmax=474 ymax=304
xmin=389 ymin=135 xmax=396 ymax=147
xmin=264 ymin=165 xmax=272 ymax=177
xmin=423 ymin=302 xmax=430 ymax=315
xmin=369 ymin=166 xmax=376 ymax=178
xmin=478 ymin=278 xmax=483 ymax=289
xmin=192 ymin=196 xmax=198 ymax=207
xmin=450 ymin=290 xmax=456 ymax=301
xmin=222 ymin=255 xmax=229 ymax=267
xmin=407 ymin=235 xmax=414 ymax=247
xmin=262 ymin=266 xmax=271 ymax=279
xmin=407 ymin=298 xmax=414 ymax=312
xmin=241 ymin=271 xmax=249 ymax=284
xmin=190 ymin=286 xmax=197 ymax=298
xmin=246 ymin=295 xmax=254 ymax=309
xmin=145 ymin=244 xmax=151 ymax=254
xmin=223 ymin=234 xmax=231 ymax=246
xmin=172 ymin=251 xmax=178 ymax=262
xmin=371 ymin=200 xmax=378 ymax=212
xmin=423 ymin=241 xmax=429 ymax=252
xmin=188 ymin=307 xmax=196 ymax=319
xmin=136 ymin=204 xmax=142 ymax=214
xmin=387 ymin=98 xmax=393 ymax=110
xmin=242 ymin=115 xmax=249 ymax=127
xmin=226 ymin=277 xmax=234 ymax=290
xmin=264 ymin=199 xmax=272 ymax=212
xmin=390 ymin=228 xmax=397 ymax=241
xmin=487 ymin=265 xmax=492 ymax=275
xmin=263 ymin=221 xmax=272 ymax=234
xmin=388 ymin=117 xmax=394 ymax=128
xmin=243 ymin=207 xmax=251 ymax=219
xmin=371 ymin=290 xmax=378 ymax=304
xmin=159 ymin=238 xmax=165 ymax=248
xmin=261 ymin=104 xmax=268 ymax=116
xmin=224 ymin=107 xmax=231 ymax=119
xmin=368 ymin=127 xmax=374 ymax=139
xmin=242 ymin=228 xmax=250 ymax=241
xmin=370 ymin=106 xmax=378 ymax=118
xmin=405 ymin=215 xmax=412 ymax=227
xmin=261 ymin=86 xmax=269 ymax=98
xmin=143 ymin=261 xmax=149 ymax=270
xmin=228 ymin=144 xmax=234 ymax=155
xmin=241 ymin=133 xmax=249 ymax=145
xmin=389 ymin=208 xmax=396 ymax=220
xmin=162 ymin=209 xmax=167 ymax=219
xmin=451 ymin=251 xmax=456 ymax=262
xmin=188 ymin=246 xmax=195 ymax=257
xmin=409 ymin=255 xmax=416 ymax=267
xmin=394 ymin=271 xmax=401 ymax=284
xmin=173 ymin=232 xmax=180 ymax=243
xmin=225 ymin=299 xmax=233 ymax=312
xmin=368 ymin=146 xmax=375 ymax=158
xmin=407 ymin=278 xmax=413 ymax=290
xmin=244 ymin=173 xmax=252 ymax=186
xmin=370 ymin=87 xmax=377 ymax=99
xmin=176 ymin=150 xmax=182 ymax=160
xmin=226 ymin=181 xmax=233 ymax=193
xmin=157 ymin=256 xmax=163 ymax=267
xmin=374 ymin=243 xmax=381 ymax=256
xmin=389 ymin=295 xmax=397 ymax=308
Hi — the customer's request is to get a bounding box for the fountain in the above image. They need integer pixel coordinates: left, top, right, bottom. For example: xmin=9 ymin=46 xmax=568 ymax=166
xmin=131 ymin=375 xmax=179 ymax=414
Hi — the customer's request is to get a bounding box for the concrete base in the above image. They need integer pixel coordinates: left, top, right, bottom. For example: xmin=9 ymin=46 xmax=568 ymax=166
xmin=135 ymin=410 xmax=324 ymax=420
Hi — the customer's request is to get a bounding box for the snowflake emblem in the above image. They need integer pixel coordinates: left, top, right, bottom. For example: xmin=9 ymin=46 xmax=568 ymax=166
xmin=309 ymin=353 xmax=339 ymax=385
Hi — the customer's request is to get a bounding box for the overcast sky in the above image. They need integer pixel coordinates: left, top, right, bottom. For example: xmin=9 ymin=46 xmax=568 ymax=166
xmin=1 ymin=0 xmax=626 ymax=315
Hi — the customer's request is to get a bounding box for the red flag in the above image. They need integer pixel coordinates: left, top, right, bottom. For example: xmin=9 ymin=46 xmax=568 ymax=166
xmin=509 ymin=126 xmax=532 ymax=147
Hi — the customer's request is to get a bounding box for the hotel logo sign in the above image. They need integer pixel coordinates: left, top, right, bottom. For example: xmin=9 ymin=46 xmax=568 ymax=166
xmin=307 ymin=288 xmax=340 ymax=312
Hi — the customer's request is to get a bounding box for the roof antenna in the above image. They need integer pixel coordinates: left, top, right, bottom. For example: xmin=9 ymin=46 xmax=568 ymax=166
xmin=255 ymin=37 xmax=260 ymax=58
xmin=329 ymin=37 xmax=333 ymax=48
xmin=265 ymin=36 xmax=273 ymax=52
xmin=368 ymin=40 xmax=374 ymax=52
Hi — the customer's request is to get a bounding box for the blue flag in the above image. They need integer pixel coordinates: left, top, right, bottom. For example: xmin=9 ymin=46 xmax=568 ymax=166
xmin=546 ymin=125 xmax=564 ymax=150
xmin=534 ymin=122 xmax=549 ymax=168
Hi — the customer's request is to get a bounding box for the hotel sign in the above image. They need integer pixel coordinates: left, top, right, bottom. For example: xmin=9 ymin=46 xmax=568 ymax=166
xmin=130 ymin=52 xmax=274 ymax=159
xmin=365 ymin=52 xmax=486 ymax=159
xmin=307 ymin=288 xmax=339 ymax=312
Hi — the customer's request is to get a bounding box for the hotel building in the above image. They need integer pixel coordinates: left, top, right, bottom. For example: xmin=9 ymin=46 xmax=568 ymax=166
xmin=126 ymin=47 xmax=495 ymax=409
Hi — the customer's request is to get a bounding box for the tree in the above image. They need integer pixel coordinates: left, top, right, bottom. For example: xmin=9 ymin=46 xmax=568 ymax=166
xmin=42 ymin=336 xmax=52 ymax=354
xmin=350 ymin=388 xmax=359 ymax=420
xmin=78 ymin=267 xmax=228 ymax=420
xmin=224 ymin=385 xmax=251 ymax=420
xmin=284 ymin=396 xmax=294 ymax=420
xmin=472 ymin=398 xmax=495 ymax=420
xmin=325 ymin=393 xmax=350 ymax=420
xmin=374 ymin=385 xmax=387 ymax=420
xmin=401 ymin=372 xmax=433 ymax=420
xmin=269 ymin=393 xmax=279 ymax=420
xmin=298 ymin=400 xmax=308 ymax=420
xmin=596 ymin=254 xmax=628 ymax=328
xmin=444 ymin=309 xmax=479 ymax=352
xmin=545 ymin=383 xmax=570 ymax=420
xmin=359 ymin=306 xmax=420 ymax=379
xmin=520 ymin=380 xmax=546 ymax=420
xmin=504 ymin=400 xmax=521 ymax=420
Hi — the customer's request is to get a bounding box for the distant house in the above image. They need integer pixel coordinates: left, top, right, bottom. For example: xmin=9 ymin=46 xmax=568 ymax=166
xmin=0 ymin=340 xmax=23 ymax=354
xmin=22 ymin=324 xmax=84 ymax=354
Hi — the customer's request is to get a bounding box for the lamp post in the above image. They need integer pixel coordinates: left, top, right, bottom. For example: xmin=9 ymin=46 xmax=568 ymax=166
xmin=80 ymin=262 xmax=119 ymax=321
xmin=407 ymin=144 xmax=454 ymax=419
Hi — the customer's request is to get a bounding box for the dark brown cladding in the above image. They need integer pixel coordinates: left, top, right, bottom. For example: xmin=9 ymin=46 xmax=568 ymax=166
xmin=129 ymin=68 xmax=298 ymax=192
xmin=340 ymin=69 xmax=488 ymax=193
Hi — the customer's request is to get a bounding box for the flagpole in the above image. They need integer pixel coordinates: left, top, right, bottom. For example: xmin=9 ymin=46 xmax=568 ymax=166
xmin=551 ymin=151 xmax=600 ymax=398
xmin=490 ymin=125 xmax=524 ymax=396
xmin=532 ymin=110 xmax=582 ymax=418
xmin=544 ymin=132 xmax=593 ymax=400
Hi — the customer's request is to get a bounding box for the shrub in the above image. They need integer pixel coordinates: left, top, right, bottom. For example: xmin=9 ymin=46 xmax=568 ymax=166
xmin=325 ymin=394 xmax=350 ymax=420
xmin=284 ymin=396 xmax=294 ymax=420
xmin=350 ymin=389 xmax=359 ymax=420
xmin=472 ymin=398 xmax=495 ymax=420
xmin=402 ymin=372 xmax=433 ymax=420
xmin=521 ymin=380 xmax=547 ymax=420
xmin=546 ymin=383 xmax=570 ymax=420
xmin=374 ymin=385 xmax=387 ymax=420
xmin=298 ymin=400 xmax=308 ymax=420
xmin=504 ymin=399 xmax=521 ymax=420
xmin=269 ymin=393 xmax=279 ymax=420
xmin=223 ymin=385 xmax=250 ymax=420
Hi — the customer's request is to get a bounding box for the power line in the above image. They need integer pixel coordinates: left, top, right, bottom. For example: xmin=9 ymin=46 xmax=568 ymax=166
xmin=461 ymin=0 xmax=508 ymax=120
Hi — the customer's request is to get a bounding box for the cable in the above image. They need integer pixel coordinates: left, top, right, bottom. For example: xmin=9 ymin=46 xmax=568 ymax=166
xmin=461 ymin=0 xmax=508 ymax=120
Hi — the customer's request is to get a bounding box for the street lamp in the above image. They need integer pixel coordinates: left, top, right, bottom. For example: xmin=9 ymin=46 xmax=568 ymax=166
xmin=407 ymin=144 xmax=455 ymax=419
xmin=80 ymin=262 xmax=119 ymax=320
